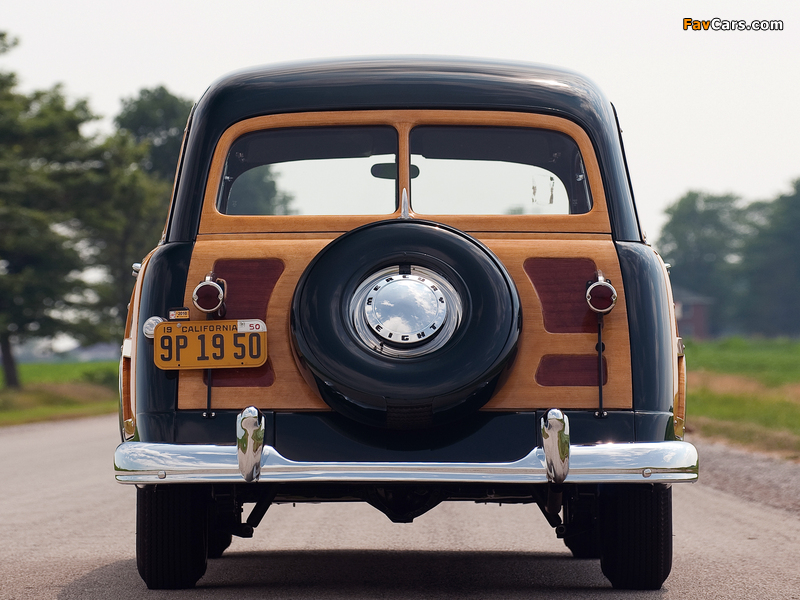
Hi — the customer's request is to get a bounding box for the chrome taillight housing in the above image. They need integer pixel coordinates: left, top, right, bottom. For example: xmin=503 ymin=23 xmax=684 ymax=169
xmin=586 ymin=271 xmax=617 ymax=314
xmin=192 ymin=273 xmax=226 ymax=314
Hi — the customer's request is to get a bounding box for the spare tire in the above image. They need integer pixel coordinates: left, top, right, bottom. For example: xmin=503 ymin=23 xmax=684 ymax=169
xmin=290 ymin=219 xmax=521 ymax=429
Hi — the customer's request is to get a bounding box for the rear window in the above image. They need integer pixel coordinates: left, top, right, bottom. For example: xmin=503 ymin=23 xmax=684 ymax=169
xmin=409 ymin=126 xmax=592 ymax=215
xmin=217 ymin=126 xmax=398 ymax=215
xmin=215 ymin=124 xmax=592 ymax=217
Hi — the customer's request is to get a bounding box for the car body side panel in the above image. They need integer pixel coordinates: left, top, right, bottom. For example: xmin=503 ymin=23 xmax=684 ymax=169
xmin=133 ymin=242 xmax=193 ymax=443
xmin=615 ymin=241 xmax=676 ymax=419
xmin=635 ymin=411 xmax=676 ymax=442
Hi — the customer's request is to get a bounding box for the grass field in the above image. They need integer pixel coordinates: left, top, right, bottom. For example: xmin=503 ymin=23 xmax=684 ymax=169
xmin=0 ymin=361 xmax=118 ymax=426
xmin=684 ymin=338 xmax=800 ymax=457
xmin=685 ymin=337 xmax=800 ymax=387
xmin=5 ymin=360 xmax=119 ymax=387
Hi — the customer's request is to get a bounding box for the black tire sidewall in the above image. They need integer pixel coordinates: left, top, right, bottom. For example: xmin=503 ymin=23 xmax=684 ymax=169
xmin=599 ymin=483 xmax=673 ymax=589
xmin=136 ymin=485 xmax=208 ymax=589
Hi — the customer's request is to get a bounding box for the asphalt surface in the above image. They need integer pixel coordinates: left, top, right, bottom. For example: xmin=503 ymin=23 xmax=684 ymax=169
xmin=1 ymin=414 xmax=799 ymax=599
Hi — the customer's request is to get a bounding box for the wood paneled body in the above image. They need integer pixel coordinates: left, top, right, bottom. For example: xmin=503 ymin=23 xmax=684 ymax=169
xmin=175 ymin=108 xmax=633 ymax=412
xmin=177 ymin=233 xmax=632 ymax=411
xmin=480 ymin=237 xmax=631 ymax=410
xmin=202 ymin=259 xmax=284 ymax=387
xmin=178 ymin=239 xmax=332 ymax=410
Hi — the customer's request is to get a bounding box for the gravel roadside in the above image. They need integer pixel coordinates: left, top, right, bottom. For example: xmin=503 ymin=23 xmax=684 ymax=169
xmin=689 ymin=435 xmax=800 ymax=515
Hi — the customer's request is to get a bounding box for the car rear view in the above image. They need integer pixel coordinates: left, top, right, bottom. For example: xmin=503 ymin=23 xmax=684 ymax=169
xmin=115 ymin=58 xmax=697 ymax=590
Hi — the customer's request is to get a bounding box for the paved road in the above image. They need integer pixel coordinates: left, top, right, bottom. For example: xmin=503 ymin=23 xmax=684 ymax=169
xmin=2 ymin=415 xmax=799 ymax=599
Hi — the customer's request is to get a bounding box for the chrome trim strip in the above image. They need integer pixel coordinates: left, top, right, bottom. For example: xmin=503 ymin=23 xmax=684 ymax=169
xmin=115 ymin=440 xmax=698 ymax=485
xmin=400 ymin=187 xmax=410 ymax=219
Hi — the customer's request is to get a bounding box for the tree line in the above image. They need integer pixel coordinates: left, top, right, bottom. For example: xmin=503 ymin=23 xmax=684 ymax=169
xmin=0 ymin=33 xmax=193 ymax=387
xmin=657 ymin=181 xmax=800 ymax=338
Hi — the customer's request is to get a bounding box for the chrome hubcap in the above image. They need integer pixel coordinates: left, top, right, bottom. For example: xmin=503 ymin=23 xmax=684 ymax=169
xmin=351 ymin=266 xmax=461 ymax=357
xmin=365 ymin=276 xmax=447 ymax=344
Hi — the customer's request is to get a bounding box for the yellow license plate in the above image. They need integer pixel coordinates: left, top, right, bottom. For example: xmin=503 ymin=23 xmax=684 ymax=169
xmin=153 ymin=320 xmax=267 ymax=370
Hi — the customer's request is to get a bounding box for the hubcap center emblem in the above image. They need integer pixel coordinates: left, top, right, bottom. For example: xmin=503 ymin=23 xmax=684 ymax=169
xmin=364 ymin=276 xmax=447 ymax=344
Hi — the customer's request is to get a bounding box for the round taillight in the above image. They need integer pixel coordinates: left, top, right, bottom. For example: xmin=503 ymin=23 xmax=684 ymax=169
xmin=586 ymin=279 xmax=617 ymax=314
xmin=192 ymin=279 xmax=224 ymax=313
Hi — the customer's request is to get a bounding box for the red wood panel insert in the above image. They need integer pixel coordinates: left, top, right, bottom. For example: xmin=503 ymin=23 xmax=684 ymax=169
xmin=204 ymin=258 xmax=284 ymax=387
xmin=536 ymin=355 xmax=608 ymax=387
xmin=523 ymin=257 xmax=597 ymax=333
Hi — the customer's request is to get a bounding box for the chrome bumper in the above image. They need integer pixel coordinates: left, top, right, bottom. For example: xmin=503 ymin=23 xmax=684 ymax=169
xmin=115 ymin=409 xmax=698 ymax=485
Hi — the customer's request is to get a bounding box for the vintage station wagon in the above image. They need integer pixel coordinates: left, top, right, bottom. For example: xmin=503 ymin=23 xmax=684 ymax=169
xmin=114 ymin=58 xmax=698 ymax=590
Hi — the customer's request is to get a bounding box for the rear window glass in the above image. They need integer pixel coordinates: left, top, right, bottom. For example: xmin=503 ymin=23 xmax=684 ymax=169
xmin=217 ymin=126 xmax=398 ymax=215
xmin=409 ymin=126 xmax=592 ymax=215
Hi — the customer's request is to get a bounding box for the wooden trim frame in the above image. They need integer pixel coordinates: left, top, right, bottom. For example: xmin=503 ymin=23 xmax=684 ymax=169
xmin=197 ymin=110 xmax=612 ymax=235
xmin=178 ymin=239 xmax=334 ymax=410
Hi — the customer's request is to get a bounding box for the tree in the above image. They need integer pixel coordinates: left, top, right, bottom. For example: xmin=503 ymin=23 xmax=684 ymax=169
xmin=69 ymin=86 xmax=195 ymax=336
xmin=738 ymin=180 xmax=800 ymax=336
xmin=0 ymin=207 xmax=85 ymax=387
xmin=657 ymin=192 xmax=750 ymax=335
xmin=227 ymin=165 xmax=297 ymax=215
xmin=0 ymin=38 xmax=203 ymax=388
xmin=115 ymin=86 xmax=193 ymax=180
xmin=0 ymin=31 xmax=16 ymax=55
xmin=73 ymin=132 xmax=173 ymax=335
xmin=0 ymin=33 xmax=98 ymax=387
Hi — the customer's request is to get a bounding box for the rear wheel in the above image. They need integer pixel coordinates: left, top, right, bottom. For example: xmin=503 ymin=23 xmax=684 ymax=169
xmin=564 ymin=527 xmax=601 ymax=559
xmin=207 ymin=529 xmax=232 ymax=559
xmin=136 ymin=485 xmax=208 ymax=589
xmin=600 ymin=484 xmax=672 ymax=590
xmin=207 ymin=509 xmax=233 ymax=559
xmin=562 ymin=488 xmax=601 ymax=559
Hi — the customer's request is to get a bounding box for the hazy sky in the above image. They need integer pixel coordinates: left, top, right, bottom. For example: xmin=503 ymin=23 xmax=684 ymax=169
xmin=2 ymin=0 xmax=798 ymax=239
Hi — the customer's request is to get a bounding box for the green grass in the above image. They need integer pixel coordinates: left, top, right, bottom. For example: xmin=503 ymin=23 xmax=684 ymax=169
xmin=685 ymin=337 xmax=800 ymax=387
xmin=688 ymin=393 xmax=800 ymax=454
xmin=0 ymin=361 xmax=119 ymax=426
xmin=0 ymin=397 xmax=119 ymax=426
xmin=688 ymin=387 xmax=800 ymax=432
xmin=686 ymin=338 xmax=800 ymax=455
xmin=4 ymin=360 xmax=118 ymax=387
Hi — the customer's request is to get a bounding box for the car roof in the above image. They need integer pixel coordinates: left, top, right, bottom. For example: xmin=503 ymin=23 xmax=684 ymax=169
xmin=168 ymin=57 xmax=641 ymax=242
xmin=199 ymin=57 xmax=608 ymax=126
